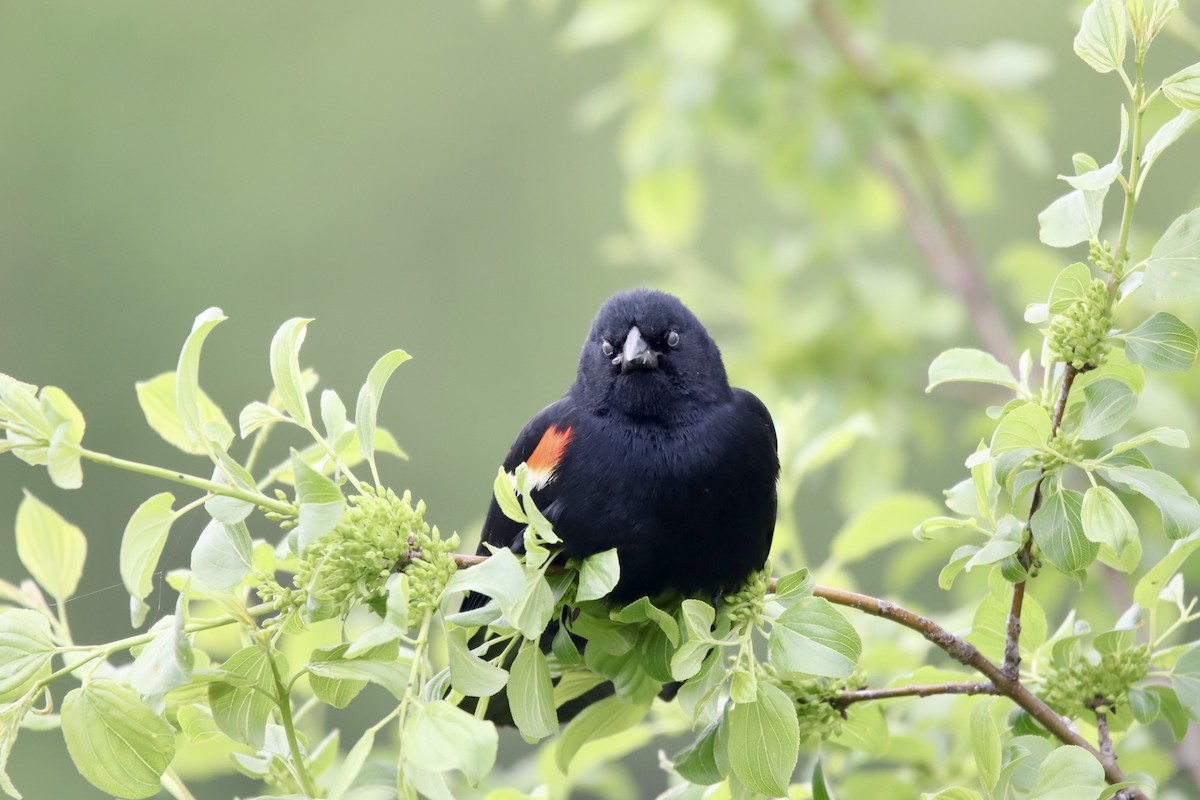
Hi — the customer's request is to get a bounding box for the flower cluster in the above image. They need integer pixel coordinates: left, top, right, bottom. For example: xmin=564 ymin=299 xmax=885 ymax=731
xmin=260 ymin=486 xmax=458 ymax=623
xmin=1041 ymin=646 xmax=1151 ymax=718
xmin=1045 ymin=278 xmax=1112 ymax=370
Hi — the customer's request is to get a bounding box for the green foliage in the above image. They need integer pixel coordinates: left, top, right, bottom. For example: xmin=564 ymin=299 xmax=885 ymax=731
xmin=4 ymin=1 xmax=1200 ymax=799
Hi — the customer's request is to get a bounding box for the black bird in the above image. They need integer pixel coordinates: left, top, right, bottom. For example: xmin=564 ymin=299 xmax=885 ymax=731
xmin=467 ymin=289 xmax=778 ymax=609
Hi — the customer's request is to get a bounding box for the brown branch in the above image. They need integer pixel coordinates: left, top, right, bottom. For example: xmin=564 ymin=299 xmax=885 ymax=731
xmin=831 ymin=681 xmax=994 ymax=709
xmin=809 ymin=0 xmax=1016 ymax=367
xmin=1004 ymin=364 xmax=1079 ymax=679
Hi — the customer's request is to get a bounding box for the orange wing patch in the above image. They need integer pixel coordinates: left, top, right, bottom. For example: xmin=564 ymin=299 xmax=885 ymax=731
xmin=525 ymin=425 xmax=573 ymax=489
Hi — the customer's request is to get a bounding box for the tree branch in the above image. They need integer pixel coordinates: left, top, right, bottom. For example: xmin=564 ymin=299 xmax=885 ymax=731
xmin=1004 ymin=364 xmax=1079 ymax=680
xmin=809 ymin=0 xmax=1016 ymax=367
xmin=831 ymin=681 xmax=995 ymax=709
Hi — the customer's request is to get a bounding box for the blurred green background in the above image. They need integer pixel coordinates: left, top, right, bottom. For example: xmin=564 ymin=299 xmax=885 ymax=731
xmin=2 ymin=1 xmax=1199 ymax=798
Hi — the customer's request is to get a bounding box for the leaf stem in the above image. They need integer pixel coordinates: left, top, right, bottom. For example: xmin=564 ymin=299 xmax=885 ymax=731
xmin=265 ymin=644 xmax=318 ymax=798
xmin=80 ymin=448 xmax=292 ymax=515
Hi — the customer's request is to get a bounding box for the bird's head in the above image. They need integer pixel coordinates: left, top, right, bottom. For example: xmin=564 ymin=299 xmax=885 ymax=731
xmin=574 ymin=289 xmax=731 ymax=421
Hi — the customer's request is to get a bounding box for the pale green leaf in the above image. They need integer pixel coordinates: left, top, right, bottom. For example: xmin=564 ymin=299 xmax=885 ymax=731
xmin=577 ymin=548 xmax=620 ymax=602
xmin=556 ymin=695 xmax=650 ymax=773
xmin=991 ymin=403 xmax=1051 ymax=454
xmin=190 ymin=519 xmax=253 ymax=590
xmin=1144 ymin=208 xmax=1200 ymax=299
xmin=129 ymin=610 xmax=193 ymax=697
xmin=1133 ymin=530 xmax=1200 ymax=611
xmin=1029 ymin=745 xmax=1106 ymax=799
xmin=237 ymin=401 xmax=289 ymax=439
xmin=832 ymin=493 xmax=941 ymax=564
xmin=509 ymin=572 xmax=555 ymax=640
xmin=1081 ymin=486 xmax=1138 ymax=557
xmin=1162 ymin=62 xmax=1200 ymax=110
xmin=508 ymin=643 xmax=557 ymax=740
xmin=1171 ymin=644 xmax=1200 ymax=719
xmin=971 ymin=700 xmax=1001 ymax=793
xmin=768 ymin=597 xmax=861 ymax=678
xmin=445 ymin=548 xmax=525 ymax=610
xmin=447 ymin=629 xmax=508 ymax=698
xmin=270 ymin=317 xmax=314 ymax=426
xmin=1074 ymin=0 xmax=1127 ymax=73
xmin=1107 ymin=427 xmax=1189 ymax=455
xmin=1038 ymin=187 xmax=1107 ymax=247
xmin=1122 ymin=311 xmax=1198 ymax=371
xmin=1078 ymin=379 xmax=1136 ymax=440
xmin=1102 ymin=465 xmax=1200 ymax=540
xmin=727 ymin=683 xmax=800 ymax=797
xmin=492 ymin=469 xmax=526 ymax=524
xmin=926 ymin=348 xmax=1019 ymax=392
xmin=1031 ymin=484 xmax=1097 ymax=572
xmin=327 ymin=726 xmax=374 ymax=800
xmin=15 ymin=491 xmax=86 ymax=601
xmin=62 ymin=680 xmax=175 ymax=799
xmin=291 ymin=448 xmax=345 ymax=550
xmin=404 ymin=700 xmax=498 ymax=783
xmin=0 ymin=610 xmax=56 ymax=703
xmin=175 ymin=308 xmax=228 ymax=451
xmin=1142 ymin=109 xmax=1198 ymax=170
xmin=1048 ymin=263 xmax=1094 ymax=313
xmin=355 ymin=349 xmax=411 ymax=473
xmin=209 ymin=646 xmax=278 ymax=748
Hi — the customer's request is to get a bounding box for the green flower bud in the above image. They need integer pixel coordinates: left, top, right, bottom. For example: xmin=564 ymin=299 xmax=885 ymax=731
xmin=1044 ymin=279 xmax=1112 ymax=370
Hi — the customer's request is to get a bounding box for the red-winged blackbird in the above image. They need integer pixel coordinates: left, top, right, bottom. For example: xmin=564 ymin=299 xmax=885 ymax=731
xmin=467 ymin=289 xmax=778 ymax=609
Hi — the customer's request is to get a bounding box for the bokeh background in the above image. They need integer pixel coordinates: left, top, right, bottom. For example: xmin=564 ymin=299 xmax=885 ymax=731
xmin=2 ymin=1 xmax=1200 ymax=797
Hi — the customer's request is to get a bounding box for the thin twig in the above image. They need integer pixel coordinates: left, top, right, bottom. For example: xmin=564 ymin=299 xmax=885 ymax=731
xmin=1003 ymin=364 xmax=1078 ymax=680
xmin=809 ymin=0 xmax=1015 ymax=366
xmin=831 ymin=681 xmax=995 ymax=709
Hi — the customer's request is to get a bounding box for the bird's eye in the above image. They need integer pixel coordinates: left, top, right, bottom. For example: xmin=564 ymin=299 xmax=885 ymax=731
xmin=601 ymin=340 xmax=614 ymax=357
xmin=667 ymin=330 xmax=680 ymax=348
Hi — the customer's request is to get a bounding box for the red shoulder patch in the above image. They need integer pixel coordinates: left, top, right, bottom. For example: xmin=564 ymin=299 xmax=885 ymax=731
xmin=525 ymin=425 xmax=573 ymax=487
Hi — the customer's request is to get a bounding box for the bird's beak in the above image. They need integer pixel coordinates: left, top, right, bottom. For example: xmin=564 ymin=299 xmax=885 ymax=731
xmin=620 ymin=326 xmax=658 ymax=372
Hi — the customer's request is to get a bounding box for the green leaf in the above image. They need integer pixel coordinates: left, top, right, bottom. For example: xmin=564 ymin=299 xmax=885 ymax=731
xmin=508 ymin=643 xmax=557 ymax=740
xmin=727 ymin=683 xmax=800 ymax=797
xmin=61 ymin=680 xmax=175 ymax=799
xmin=0 ymin=610 xmax=56 ymax=702
xmin=1029 ymin=745 xmax=1106 ymax=799
xmin=1077 ymin=379 xmax=1136 ymax=440
xmin=1048 ymin=263 xmax=1095 ymax=313
xmin=577 ymin=548 xmax=620 ymax=602
xmin=446 ymin=628 xmax=508 ymax=698
xmin=610 ymin=597 xmax=679 ymax=645
xmin=40 ymin=387 xmax=85 ymax=489
xmin=135 ymin=372 xmax=230 ymax=455
xmin=773 ymin=568 xmax=814 ymax=606
xmin=509 ymin=572 xmax=555 ymax=640
xmin=175 ymin=308 xmax=228 ymax=451
xmin=671 ymin=599 xmax=717 ymax=680
xmin=1122 ymin=311 xmax=1199 ymax=371
xmin=327 ymin=725 xmax=374 ymax=800
xmin=308 ymin=644 xmax=369 ymax=708
xmin=1081 ymin=486 xmax=1137 ymax=557
xmin=305 ymin=654 xmax=409 ymax=699
xmin=190 ymin=519 xmax=253 ymax=590
xmin=926 ymin=349 xmax=1019 ymax=392
xmin=15 ymin=491 xmax=86 ymax=602
xmin=672 ymin=716 xmax=726 ymax=786
xmin=1102 ymin=465 xmax=1200 ymax=540
xmin=1107 ymin=427 xmax=1189 ymax=455
xmin=624 ymin=166 xmax=702 ymax=249
xmin=1031 ymin=484 xmax=1097 ymax=573
xmin=1133 ymin=531 xmax=1200 ymax=612
xmin=830 ymin=702 xmax=888 ymax=755
xmin=237 ymin=400 xmax=290 ymax=439
xmin=355 ymin=349 xmax=411 ymax=473
xmin=1170 ymin=645 xmax=1200 ymax=720
xmin=768 ymin=597 xmax=861 ymax=678
xmin=1162 ymin=62 xmax=1200 ymax=110
xmin=129 ymin=609 xmax=193 ymax=697
xmin=1142 ymin=109 xmax=1198 ymax=172
xmin=404 ymin=700 xmax=498 ymax=783
xmin=446 ymin=548 xmax=525 ymax=610
xmin=1144 ymin=208 xmax=1200 ymax=299
xmin=991 ymin=403 xmax=1051 ymax=454
xmin=491 ymin=469 xmax=526 ymax=524
xmin=290 ymin=448 xmax=346 ymax=550
xmin=1073 ymin=0 xmax=1127 ymax=73
xmin=209 ymin=646 xmax=278 ymax=748
xmin=1038 ymin=187 xmax=1106 ymax=247
xmin=269 ymin=317 xmax=315 ymax=426
xmin=345 ymin=573 xmax=410 ymax=654
xmin=1148 ymin=685 xmax=1191 ymax=740
xmin=556 ymin=695 xmax=650 ymax=773
xmin=831 ymin=493 xmax=941 ymax=564
xmin=971 ymin=700 xmax=1001 ymax=793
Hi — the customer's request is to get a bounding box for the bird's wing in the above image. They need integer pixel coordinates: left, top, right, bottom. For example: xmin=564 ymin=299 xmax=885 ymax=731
xmin=461 ymin=397 xmax=576 ymax=611
xmin=731 ymin=388 xmax=778 ymax=451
